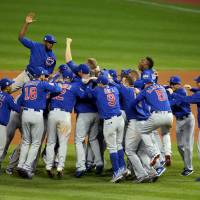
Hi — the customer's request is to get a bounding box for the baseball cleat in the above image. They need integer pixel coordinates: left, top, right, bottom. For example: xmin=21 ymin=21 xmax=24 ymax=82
xmin=75 ymin=170 xmax=86 ymax=178
xmin=120 ymin=167 xmax=131 ymax=178
xmin=150 ymin=154 xmax=160 ymax=167
xmin=46 ymin=169 xmax=54 ymax=178
xmin=165 ymin=155 xmax=171 ymax=166
xmin=95 ymin=165 xmax=104 ymax=175
xmin=5 ymin=168 xmax=13 ymax=175
xmin=17 ymin=167 xmax=28 ymax=178
xmin=86 ymin=165 xmax=93 ymax=173
xmin=110 ymin=171 xmax=123 ymax=183
xmin=134 ymin=176 xmax=151 ymax=184
xmin=181 ymin=169 xmax=193 ymax=176
xmin=195 ymin=177 xmax=200 ymax=182
xmin=57 ymin=170 xmax=64 ymax=178
xmin=156 ymin=166 xmax=166 ymax=177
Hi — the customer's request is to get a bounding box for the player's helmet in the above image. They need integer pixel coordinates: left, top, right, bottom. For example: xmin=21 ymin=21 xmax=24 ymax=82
xmin=97 ymin=75 xmax=109 ymax=85
xmin=43 ymin=34 xmax=56 ymax=44
xmin=0 ymin=78 xmax=14 ymax=89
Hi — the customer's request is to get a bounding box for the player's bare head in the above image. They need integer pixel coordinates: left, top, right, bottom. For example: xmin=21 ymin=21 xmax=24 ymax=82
xmin=87 ymin=58 xmax=97 ymax=70
xmin=129 ymin=70 xmax=140 ymax=81
xmin=138 ymin=57 xmax=154 ymax=71
xmin=43 ymin=34 xmax=56 ymax=51
xmin=121 ymin=75 xmax=134 ymax=87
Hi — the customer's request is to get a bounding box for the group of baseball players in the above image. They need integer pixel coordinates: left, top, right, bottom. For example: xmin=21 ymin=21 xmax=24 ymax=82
xmin=0 ymin=13 xmax=200 ymax=183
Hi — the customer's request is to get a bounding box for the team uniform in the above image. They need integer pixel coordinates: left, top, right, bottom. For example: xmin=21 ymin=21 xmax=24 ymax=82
xmin=86 ymin=76 xmax=126 ymax=183
xmin=0 ymin=79 xmax=21 ymax=170
xmin=46 ymin=76 xmax=85 ymax=174
xmin=132 ymin=80 xmax=173 ymax=166
xmin=17 ymin=77 xmax=61 ymax=178
xmin=12 ymin=35 xmax=56 ymax=92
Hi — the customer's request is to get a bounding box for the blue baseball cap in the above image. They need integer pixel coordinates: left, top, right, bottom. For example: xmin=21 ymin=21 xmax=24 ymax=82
xmin=78 ymin=64 xmax=90 ymax=74
xmin=33 ymin=67 xmax=49 ymax=78
xmin=44 ymin=34 xmax=56 ymax=43
xmin=97 ymin=75 xmax=109 ymax=85
xmin=0 ymin=78 xmax=14 ymax=89
xmin=62 ymin=69 xmax=73 ymax=79
xmin=194 ymin=76 xmax=200 ymax=83
xmin=169 ymin=76 xmax=181 ymax=84
xmin=59 ymin=64 xmax=69 ymax=72
xmin=108 ymin=69 xmax=117 ymax=78
xmin=121 ymin=69 xmax=132 ymax=76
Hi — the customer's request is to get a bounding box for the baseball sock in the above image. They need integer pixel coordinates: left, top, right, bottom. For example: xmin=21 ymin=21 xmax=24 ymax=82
xmin=118 ymin=149 xmax=126 ymax=169
xmin=110 ymin=152 xmax=119 ymax=174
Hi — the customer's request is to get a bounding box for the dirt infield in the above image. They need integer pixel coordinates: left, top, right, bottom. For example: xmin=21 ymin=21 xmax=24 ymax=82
xmin=165 ymin=0 xmax=200 ymax=5
xmin=0 ymin=70 xmax=199 ymax=144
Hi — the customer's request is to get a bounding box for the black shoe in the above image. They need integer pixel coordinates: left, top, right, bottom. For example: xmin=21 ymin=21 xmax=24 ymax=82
xmin=86 ymin=165 xmax=93 ymax=173
xmin=95 ymin=165 xmax=104 ymax=175
xmin=181 ymin=169 xmax=193 ymax=176
xmin=75 ymin=170 xmax=85 ymax=178
xmin=26 ymin=171 xmax=34 ymax=179
xmin=57 ymin=170 xmax=64 ymax=179
xmin=195 ymin=177 xmax=200 ymax=182
xmin=46 ymin=169 xmax=54 ymax=178
xmin=17 ymin=167 xmax=28 ymax=178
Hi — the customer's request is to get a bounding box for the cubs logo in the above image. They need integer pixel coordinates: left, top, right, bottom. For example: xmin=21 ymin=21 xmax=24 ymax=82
xmin=45 ymin=57 xmax=55 ymax=67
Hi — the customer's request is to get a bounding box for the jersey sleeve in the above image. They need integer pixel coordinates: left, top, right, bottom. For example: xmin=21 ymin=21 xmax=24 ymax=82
xmin=19 ymin=37 xmax=35 ymax=49
xmin=67 ymin=60 xmax=79 ymax=73
xmin=132 ymin=90 xmax=145 ymax=108
xmin=7 ymin=95 xmax=21 ymax=113
xmin=43 ymin=82 xmax=62 ymax=93
xmin=172 ymin=92 xmax=200 ymax=104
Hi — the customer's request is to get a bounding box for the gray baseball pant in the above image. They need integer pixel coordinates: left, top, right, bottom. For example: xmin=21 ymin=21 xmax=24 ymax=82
xmin=75 ymin=113 xmax=103 ymax=171
xmin=176 ymin=113 xmax=195 ymax=170
xmin=46 ymin=110 xmax=71 ymax=171
xmin=0 ymin=125 xmax=7 ymax=160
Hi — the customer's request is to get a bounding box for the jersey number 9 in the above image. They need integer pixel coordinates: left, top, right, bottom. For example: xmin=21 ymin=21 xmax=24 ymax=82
xmin=107 ymin=93 xmax=116 ymax=107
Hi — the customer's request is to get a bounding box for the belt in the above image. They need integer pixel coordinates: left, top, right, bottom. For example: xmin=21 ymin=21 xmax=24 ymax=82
xmin=25 ymin=69 xmax=34 ymax=79
xmin=24 ymin=107 xmax=43 ymax=112
xmin=176 ymin=114 xmax=190 ymax=120
xmin=153 ymin=111 xmax=172 ymax=113
xmin=50 ymin=108 xmax=68 ymax=112
xmin=104 ymin=113 xmax=121 ymax=120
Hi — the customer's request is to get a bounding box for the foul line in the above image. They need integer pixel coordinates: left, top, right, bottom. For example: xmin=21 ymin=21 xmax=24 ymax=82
xmin=127 ymin=0 xmax=200 ymax=14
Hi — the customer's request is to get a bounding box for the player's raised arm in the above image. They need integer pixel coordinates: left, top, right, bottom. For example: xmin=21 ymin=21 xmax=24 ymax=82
xmin=65 ymin=38 xmax=73 ymax=63
xmin=18 ymin=12 xmax=36 ymax=40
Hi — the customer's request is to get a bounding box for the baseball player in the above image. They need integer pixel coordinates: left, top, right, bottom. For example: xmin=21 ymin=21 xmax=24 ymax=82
xmin=167 ymin=76 xmax=195 ymax=176
xmin=17 ymin=67 xmax=61 ymax=179
xmin=132 ymin=77 xmax=173 ymax=167
xmin=0 ymin=78 xmax=21 ymax=172
xmin=12 ymin=12 xmax=57 ymax=92
xmin=65 ymin=38 xmax=103 ymax=177
xmin=86 ymin=75 xmax=126 ymax=183
xmin=46 ymin=69 xmax=85 ymax=178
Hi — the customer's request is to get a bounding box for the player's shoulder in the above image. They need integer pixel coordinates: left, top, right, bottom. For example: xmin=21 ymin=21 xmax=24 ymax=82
xmin=176 ymin=87 xmax=186 ymax=95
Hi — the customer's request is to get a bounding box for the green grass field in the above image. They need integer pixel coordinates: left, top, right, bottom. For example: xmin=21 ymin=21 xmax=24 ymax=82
xmin=0 ymin=0 xmax=200 ymax=71
xmin=0 ymin=144 xmax=200 ymax=200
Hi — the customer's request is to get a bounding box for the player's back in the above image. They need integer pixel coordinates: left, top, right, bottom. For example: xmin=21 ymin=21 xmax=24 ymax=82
xmin=144 ymin=84 xmax=171 ymax=112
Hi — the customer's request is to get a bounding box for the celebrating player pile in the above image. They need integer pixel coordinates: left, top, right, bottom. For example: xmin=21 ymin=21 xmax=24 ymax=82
xmin=0 ymin=12 xmax=200 ymax=183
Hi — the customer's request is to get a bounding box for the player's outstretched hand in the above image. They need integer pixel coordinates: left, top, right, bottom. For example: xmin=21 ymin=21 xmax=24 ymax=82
xmin=66 ymin=38 xmax=72 ymax=45
xmin=134 ymin=88 xmax=140 ymax=95
xmin=184 ymin=84 xmax=192 ymax=90
xmin=167 ymin=88 xmax=173 ymax=95
xmin=25 ymin=12 xmax=36 ymax=24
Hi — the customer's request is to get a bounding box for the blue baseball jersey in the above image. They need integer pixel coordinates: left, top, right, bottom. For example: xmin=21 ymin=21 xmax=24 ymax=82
xmin=0 ymin=91 xmax=20 ymax=126
xmin=73 ymin=77 xmax=97 ymax=113
xmin=19 ymin=80 xmax=61 ymax=110
xmin=50 ymin=81 xmax=85 ymax=112
xmin=168 ymin=87 xmax=191 ymax=117
xmin=87 ymin=85 xmax=121 ymax=119
xmin=132 ymin=84 xmax=171 ymax=112
xmin=67 ymin=60 xmax=79 ymax=74
xmin=172 ymin=91 xmax=200 ymax=128
xmin=19 ymin=37 xmax=56 ymax=75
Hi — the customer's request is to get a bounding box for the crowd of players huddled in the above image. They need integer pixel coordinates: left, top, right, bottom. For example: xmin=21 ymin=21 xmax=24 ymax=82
xmin=0 ymin=13 xmax=200 ymax=183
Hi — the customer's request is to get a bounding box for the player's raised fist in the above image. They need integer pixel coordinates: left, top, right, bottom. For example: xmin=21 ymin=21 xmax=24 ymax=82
xmin=184 ymin=84 xmax=192 ymax=90
xmin=66 ymin=38 xmax=72 ymax=45
xmin=25 ymin=12 xmax=36 ymax=24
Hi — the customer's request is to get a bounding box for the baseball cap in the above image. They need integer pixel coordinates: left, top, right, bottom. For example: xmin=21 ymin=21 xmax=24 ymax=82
xmin=169 ymin=76 xmax=181 ymax=84
xmin=77 ymin=64 xmax=90 ymax=74
xmin=44 ymin=34 xmax=56 ymax=44
xmin=33 ymin=67 xmax=49 ymax=78
xmin=62 ymin=69 xmax=73 ymax=79
xmin=194 ymin=76 xmax=200 ymax=83
xmin=121 ymin=69 xmax=132 ymax=76
xmin=97 ymin=75 xmax=109 ymax=85
xmin=59 ymin=64 xmax=69 ymax=73
xmin=108 ymin=69 xmax=117 ymax=78
xmin=0 ymin=78 xmax=14 ymax=89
